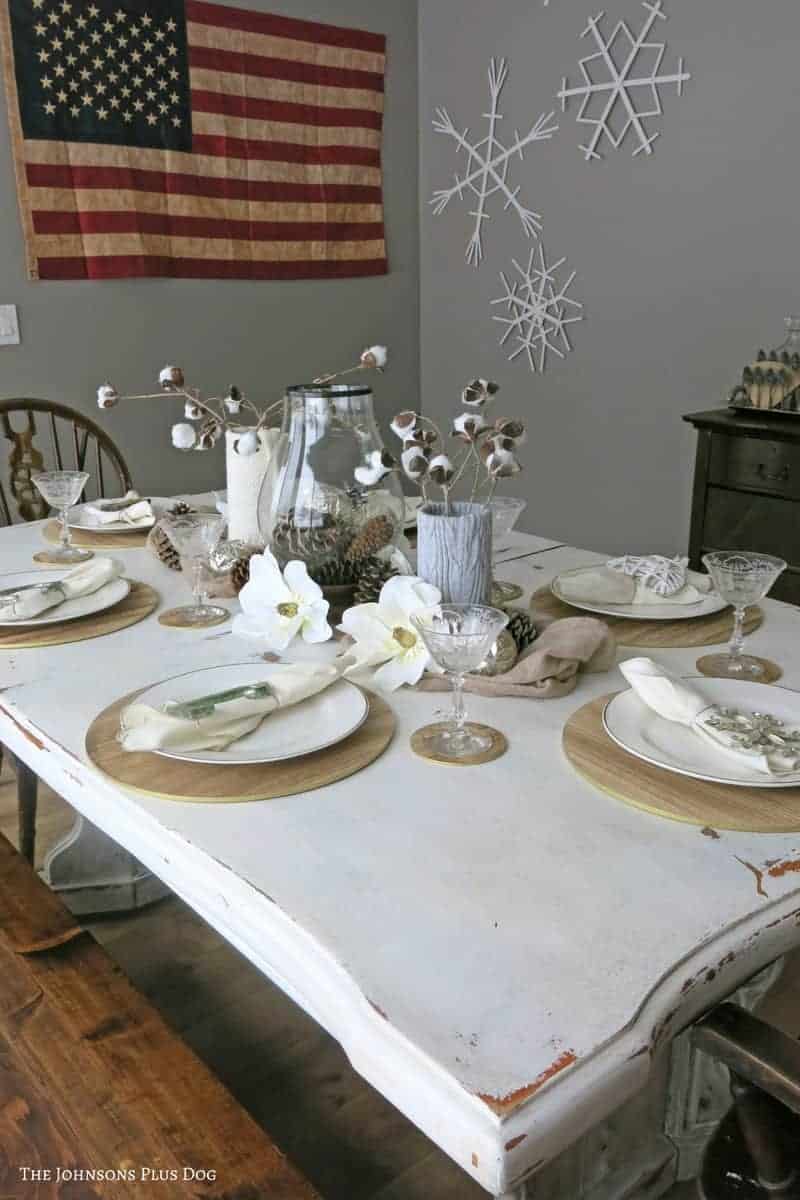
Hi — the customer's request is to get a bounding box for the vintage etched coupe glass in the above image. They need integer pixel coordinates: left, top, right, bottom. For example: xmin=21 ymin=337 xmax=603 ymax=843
xmin=410 ymin=603 xmax=508 ymax=763
xmin=159 ymin=511 xmax=228 ymax=627
xmin=31 ymin=470 xmax=92 ymax=563
xmin=701 ymin=551 xmax=786 ymax=680
xmin=490 ymin=497 xmax=526 ymax=551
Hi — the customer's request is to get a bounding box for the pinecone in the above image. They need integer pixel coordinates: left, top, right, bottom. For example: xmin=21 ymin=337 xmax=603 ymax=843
xmin=231 ymin=555 xmax=253 ymax=594
xmin=170 ymin=501 xmax=194 ymax=516
xmin=147 ymin=522 xmax=182 ymax=571
xmin=271 ymin=512 xmax=345 ymax=564
xmin=310 ymin=557 xmax=359 ymax=587
xmin=506 ymin=606 xmax=537 ymax=653
xmin=352 ymin=556 xmax=399 ymax=605
xmin=344 ymin=514 xmax=394 ymax=564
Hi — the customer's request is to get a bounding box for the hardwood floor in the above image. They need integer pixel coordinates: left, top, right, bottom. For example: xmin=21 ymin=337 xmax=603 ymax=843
xmin=2 ymin=762 xmax=799 ymax=1200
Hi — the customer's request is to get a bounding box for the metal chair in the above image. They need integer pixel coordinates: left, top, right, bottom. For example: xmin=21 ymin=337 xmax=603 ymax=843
xmin=0 ymin=398 xmax=133 ymax=865
xmin=692 ymin=1003 xmax=800 ymax=1198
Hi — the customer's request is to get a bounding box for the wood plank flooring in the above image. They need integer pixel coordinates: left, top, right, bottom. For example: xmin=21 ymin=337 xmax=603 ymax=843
xmin=1 ymin=761 xmax=799 ymax=1200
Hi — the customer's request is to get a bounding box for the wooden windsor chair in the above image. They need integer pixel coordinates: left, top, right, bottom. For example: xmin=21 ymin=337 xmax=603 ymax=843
xmin=0 ymin=398 xmax=133 ymax=866
xmin=692 ymin=1002 xmax=800 ymax=1197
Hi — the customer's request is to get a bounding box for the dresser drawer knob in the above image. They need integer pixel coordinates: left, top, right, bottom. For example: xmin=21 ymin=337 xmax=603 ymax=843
xmin=756 ymin=463 xmax=790 ymax=483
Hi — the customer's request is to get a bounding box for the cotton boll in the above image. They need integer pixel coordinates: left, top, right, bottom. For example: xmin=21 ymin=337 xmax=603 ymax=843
xmin=401 ymin=446 xmax=429 ymax=480
xmin=171 ymin=422 xmax=197 ymax=450
xmin=159 ymin=365 xmax=185 ymax=391
xmin=390 ymin=411 xmax=418 ymax=440
xmin=452 ymin=411 xmax=487 ymax=441
xmin=354 ymin=448 xmax=396 ymax=486
xmin=235 ymin=430 xmax=260 ymax=457
xmin=428 ymin=454 xmax=455 ymax=486
xmin=184 ymin=400 xmax=203 ymax=420
xmin=96 ymin=382 xmax=119 ymax=410
xmin=361 ymin=345 xmax=388 ymax=370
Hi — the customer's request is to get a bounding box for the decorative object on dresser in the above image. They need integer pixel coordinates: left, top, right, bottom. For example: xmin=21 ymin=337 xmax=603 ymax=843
xmin=728 ymin=316 xmax=800 ymax=415
xmin=684 ymin=408 xmax=800 ymax=605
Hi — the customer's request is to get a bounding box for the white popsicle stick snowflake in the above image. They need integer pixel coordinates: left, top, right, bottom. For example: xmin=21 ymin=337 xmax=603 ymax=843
xmin=430 ymin=58 xmax=558 ymax=268
xmin=492 ymin=244 xmax=583 ymax=373
xmin=558 ymin=1 xmax=690 ymax=161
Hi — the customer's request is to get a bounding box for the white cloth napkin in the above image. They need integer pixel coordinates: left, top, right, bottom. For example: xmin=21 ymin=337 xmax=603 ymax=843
xmin=0 ymin=557 xmax=122 ymax=621
xmin=559 ymin=564 xmax=712 ymax=607
xmin=84 ymin=491 xmax=154 ymax=526
xmin=619 ymin=658 xmax=800 ymax=776
xmin=118 ymin=662 xmax=342 ymax=753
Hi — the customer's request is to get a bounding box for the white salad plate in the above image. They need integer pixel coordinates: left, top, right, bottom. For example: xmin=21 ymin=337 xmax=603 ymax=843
xmin=551 ymin=566 xmax=727 ymax=621
xmin=137 ymin=663 xmax=370 ymax=766
xmin=603 ymin=676 xmax=800 ymax=789
xmin=0 ymin=570 xmax=131 ymax=627
xmin=67 ymin=502 xmax=155 ymax=533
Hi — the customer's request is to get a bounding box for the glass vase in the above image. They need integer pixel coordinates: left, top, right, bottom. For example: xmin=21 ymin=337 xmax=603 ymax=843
xmin=263 ymin=384 xmax=404 ymax=572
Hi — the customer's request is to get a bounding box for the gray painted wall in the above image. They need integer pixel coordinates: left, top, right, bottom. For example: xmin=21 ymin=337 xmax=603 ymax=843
xmin=0 ymin=0 xmax=419 ymax=496
xmin=418 ymin=0 xmax=800 ymax=555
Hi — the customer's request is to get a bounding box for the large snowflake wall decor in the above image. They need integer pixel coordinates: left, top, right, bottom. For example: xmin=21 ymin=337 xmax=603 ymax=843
xmin=558 ymin=1 xmax=690 ymax=161
xmin=431 ymin=58 xmax=558 ymax=267
xmin=491 ymin=244 xmax=583 ymax=373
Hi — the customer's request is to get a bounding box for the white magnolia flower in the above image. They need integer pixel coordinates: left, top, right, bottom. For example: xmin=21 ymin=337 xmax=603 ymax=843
xmin=233 ymin=550 xmax=331 ymax=652
xmin=401 ymin=445 xmax=429 ymax=480
xmin=235 ymin=430 xmax=260 ymax=457
xmin=428 ymin=453 xmax=455 ymax=485
xmin=96 ymin=382 xmax=119 ymax=409
xmin=339 ymin=575 xmax=441 ymax=691
xmin=159 ymin=364 xmax=185 ymax=391
xmin=171 ymin=422 xmax=197 ymax=450
xmin=452 ymin=411 xmax=487 ymax=441
xmin=354 ymin=448 xmax=396 ymax=486
xmin=361 ymin=344 xmax=388 ymax=370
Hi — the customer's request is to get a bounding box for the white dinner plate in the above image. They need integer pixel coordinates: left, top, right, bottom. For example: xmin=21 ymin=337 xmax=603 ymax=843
xmin=551 ymin=566 xmax=727 ymax=621
xmin=136 ymin=663 xmax=370 ymax=766
xmin=0 ymin=569 xmax=131 ymax=627
xmin=603 ymin=676 xmax=800 ymax=788
xmin=67 ymin=502 xmax=155 ymax=533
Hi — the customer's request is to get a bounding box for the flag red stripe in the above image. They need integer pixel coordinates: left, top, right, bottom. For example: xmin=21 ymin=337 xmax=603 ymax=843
xmin=36 ymin=254 xmax=388 ymax=280
xmin=190 ymin=86 xmax=382 ymax=131
xmin=185 ymin=0 xmax=385 ymax=55
xmin=25 ymin=163 xmax=381 ymax=204
xmin=32 ymin=210 xmax=384 ymax=242
xmin=189 ymin=132 xmax=380 ymax=167
xmin=187 ymin=44 xmax=383 ymax=93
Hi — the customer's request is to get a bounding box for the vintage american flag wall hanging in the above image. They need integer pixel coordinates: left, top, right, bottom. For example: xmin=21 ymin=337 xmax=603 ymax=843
xmin=0 ymin=0 xmax=387 ymax=280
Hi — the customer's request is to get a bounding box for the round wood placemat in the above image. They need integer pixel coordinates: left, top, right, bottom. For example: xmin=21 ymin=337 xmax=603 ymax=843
xmin=85 ymin=689 xmax=395 ymax=803
xmin=531 ymin=587 xmax=763 ymax=648
xmin=42 ymin=519 xmax=150 ymax=549
xmin=563 ymin=692 xmax=800 ymax=832
xmin=0 ymin=582 xmax=158 ymax=650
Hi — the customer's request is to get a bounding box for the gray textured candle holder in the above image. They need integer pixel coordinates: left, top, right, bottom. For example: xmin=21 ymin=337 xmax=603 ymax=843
xmin=417 ymin=501 xmax=492 ymax=604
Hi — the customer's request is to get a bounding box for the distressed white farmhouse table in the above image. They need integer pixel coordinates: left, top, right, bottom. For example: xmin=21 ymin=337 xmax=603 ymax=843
xmin=2 ymin=517 xmax=800 ymax=1200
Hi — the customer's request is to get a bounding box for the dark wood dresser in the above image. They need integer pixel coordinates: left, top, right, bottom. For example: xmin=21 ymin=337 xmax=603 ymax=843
xmin=684 ymin=408 xmax=800 ymax=605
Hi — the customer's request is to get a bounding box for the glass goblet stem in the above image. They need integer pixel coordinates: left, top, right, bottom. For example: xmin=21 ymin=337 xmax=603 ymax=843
xmin=728 ymin=605 xmax=747 ymax=669
xmin=448 ymin=672 xmax=467 ymax=743
xmin=189 ymin=556 xmax=208 ymax=610
xmin=59 ymin=504 xmax=72 ymax=553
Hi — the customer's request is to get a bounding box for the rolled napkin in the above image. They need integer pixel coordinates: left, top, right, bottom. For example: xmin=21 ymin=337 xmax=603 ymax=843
xmin=417 ymin=617 xmax=616 ymax=700
xmin=619 ymin=657 xmax=800 ymax=776
xmin=0 ymin=557 xmax=122 ymax=621
xmin=559 ymin=558 xmax=713 ymax=607
xmin=118 ymin=662 xmax=342 ymax=753
xmin=84 ymin=491 xmax=154 ymax=526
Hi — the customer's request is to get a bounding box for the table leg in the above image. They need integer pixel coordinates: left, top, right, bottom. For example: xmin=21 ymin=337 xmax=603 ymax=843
xmin=41 ymin=814 xmax=169 ymax=915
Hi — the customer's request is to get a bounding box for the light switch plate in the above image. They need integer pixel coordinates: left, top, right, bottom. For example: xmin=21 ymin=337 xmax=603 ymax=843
xmin=0 ymin=304 xmax=20 ymax=346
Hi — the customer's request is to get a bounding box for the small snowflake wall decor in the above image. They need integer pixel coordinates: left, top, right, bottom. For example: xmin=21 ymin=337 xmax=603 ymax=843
xmin=430 ymin=58 xmax=558 ymax=267
xmin=558 ymin=0 xmax=690 ymax=161
xmin=492 ymin=244 xmax=583 ymax=373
